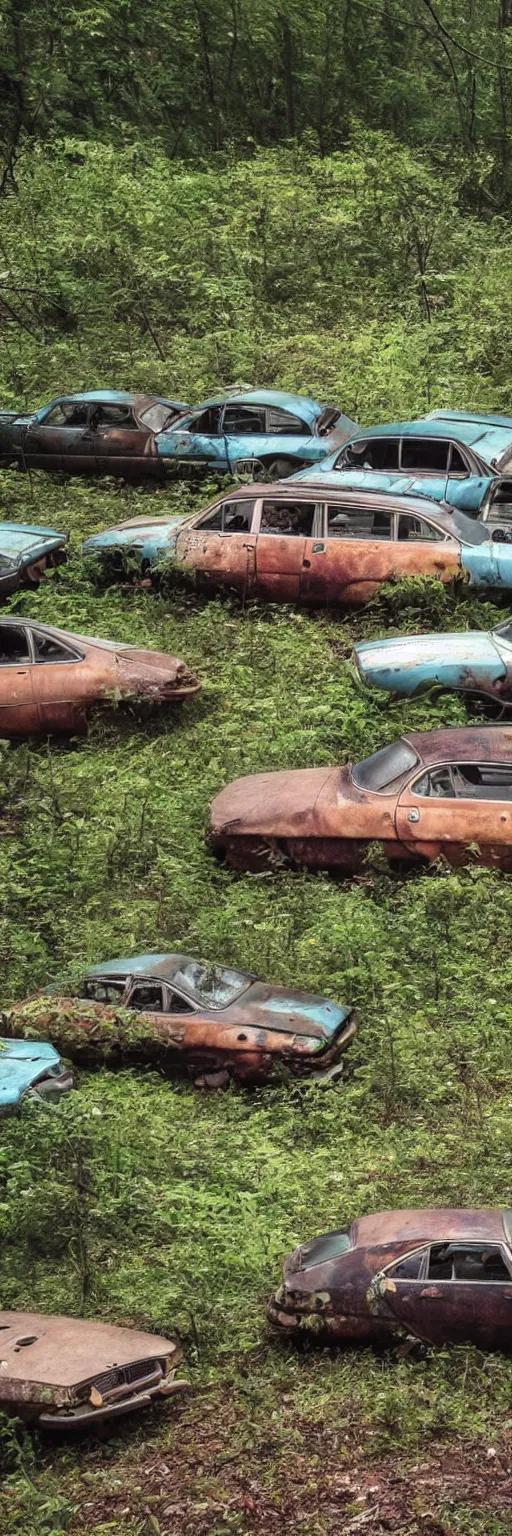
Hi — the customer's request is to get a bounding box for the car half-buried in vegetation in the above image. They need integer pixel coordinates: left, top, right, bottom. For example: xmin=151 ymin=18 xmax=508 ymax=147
xmin=0 ymin=1311 xmax=188 ymax=1429
xmin=0 ymin=617 xmax=200 ymax=736
xmin=269 ymin=1207 xmax=512 ymax=1352
xmin=294 ymin=410 xmax=512 ymax=528
xmin=153 ymin=389 xmax=357 ymax=480
xmin=7 ymin=953 xmax=357 ymax=1087
xmin=0 ymin=523 xmax=68 ymax=598
xmin=210 ymin=725 xmax=512 ymax=874
xmin=0 ymin=1038 xmax=73 ymax=1117
xmin=0 ymin=390 xmax=189 ymax=480
xmin=355 ymin=619 xmax=512 ymax=713
xmin=83 ymin=483 xmax=512 ymax=606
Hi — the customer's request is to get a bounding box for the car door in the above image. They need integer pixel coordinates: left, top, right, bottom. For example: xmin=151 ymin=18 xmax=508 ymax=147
xmin=125 ymin=978 xmax=196 ymax=1053
xmin=0 ymin=623 xmax=40 ymax=734
xmin=161 ymin=405 xmax=228 ymax=472
xmin=88 ymin=402 xmax=154 ymax=477
xmin=23 ymin=400 xmax=93 ymax=472
xmin=301 ymin=505 xmax=460 ymax=606
xmin=31 ymin=629 xmax=90 ymax=732
xmin=374 ymin=1241 xmax=512 ymax=1349
xmin=255 ymin=498 xmax=319 ymax=600
xmin=394 ymin=759 xmax=512 ymax=865
xmin=176 ymin=498 xmax=257 ymax=595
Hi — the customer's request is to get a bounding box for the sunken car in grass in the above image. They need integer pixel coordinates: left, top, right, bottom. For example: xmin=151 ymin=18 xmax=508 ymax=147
xmin=0 ymin=1312 xmax=188 ymax=1429
xmin=8 ymin=954 xmax=357 ymax=1087
xmin=0 ymin=390 xmax=189 ymax=480
xmin=0 ymin=617 xmax=200 ymax=736
xmin=84 ymin=482 xmax=512 ymax=606
xmin=210 ymin=725 xmax=512 ymax=874
xmin=0 ymin=1039 xmax=73 ymax=1117
xmin=355 ymin=619 xmax=512 ymax=713
xmin=153 ymin=389 xmax=358 ymax=480
xmin=0 ymin=523 xmax=68 ymax=599
xmin=269 ymin=1208 xmax=512 ymax=1352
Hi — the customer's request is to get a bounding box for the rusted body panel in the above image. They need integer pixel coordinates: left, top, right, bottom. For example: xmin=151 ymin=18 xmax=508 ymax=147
xmin=0 ymin=391 xmax=189 ymax=481
xmin=0 ymin=619 xmax=200 ymax=737
xmin=269 ymin=1208 xmax=512 ymax=1352
xmin=0 ymin=1311 xmax=187 ymax=1429
xmin=355 ymin=627 xmax=512 ymax=707
xmin=210 ymin=726 xmax=512 ymax=874
xmin=7 ymin=954 xmax=357 ymax=1088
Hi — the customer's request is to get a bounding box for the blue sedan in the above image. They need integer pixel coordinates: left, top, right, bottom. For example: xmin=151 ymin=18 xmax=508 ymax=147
xmin=155 ymin=389 xmax=358 ymax=479
xmin=355 ymin=618 xmax=512 ymax=711
xmin=294 ymin=410 xmax=512 ymax=525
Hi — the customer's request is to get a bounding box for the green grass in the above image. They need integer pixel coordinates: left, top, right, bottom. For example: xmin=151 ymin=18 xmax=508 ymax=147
xmin=1 ymin=468 xmax=512 ymax=1533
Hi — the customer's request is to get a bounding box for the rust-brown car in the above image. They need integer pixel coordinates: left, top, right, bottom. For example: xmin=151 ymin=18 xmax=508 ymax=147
xmin=210 ymin=726 xmax=512 ymax=874
xmin=0 ymin=1311 xmax=188 ymax=1429
xmin=0 ymin=617 xmax=200 ymax=735
xmin=7 ymin=952 xmax=357 ymax=1087
xmin=269 ymin=1208 xmax=512 ymax=1352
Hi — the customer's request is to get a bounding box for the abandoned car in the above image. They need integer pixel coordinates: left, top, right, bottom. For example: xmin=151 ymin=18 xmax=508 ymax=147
xmin=83 ymin=483 xmax=512 ymax=606
xmin=209 ymin=725 xmax=512 ymax=873
xmin=0 ymin=1311 xmax=188 ymax=1428
xmin=294 ymin=410 xmax=512 ymax=526
xmin=0 ymin=390 xmax=189 ymax=480
xmin=355 ymin=619 xmax=512 ymax=711
xmin=268 ymin=1207 xmax=512 ymax=1352
xmin=0 ymin=523 xmax=68 ymax=599
xmin=0 ymin=1039 xmax=73 ymax=1117
xmin=0 ymin=618 xmax=200 ymax=736
xmin=153 ymin=389 xmax=357 ymax=479
xmin=8 ymin=954 xmax=357 ymax=1087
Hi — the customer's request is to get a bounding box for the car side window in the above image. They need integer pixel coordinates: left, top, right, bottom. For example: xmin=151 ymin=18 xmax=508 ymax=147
xmin=397 ymin=514 xmax=446 ymax=542
xmin=90 ymin=404 xmax=138 ymax=429
xmin=400 ymin=437 xmax=449 ymax=473
xmin=222 ymin=405 xmax=266 ymax=434
xmin=0 ymin=625 xmax=30 ymax=663
xmin=387 ymin=1248 xmax=428 ymax=1280
xmin=452 ymin=762 xmax=512 ymax=801
xmin=34 ymin=634 xmax=81 ymax=663
xmin=428 ymin=1243 xmax=511 ymax=1282
xmin=448 ymin=444 xmax=468 ymax=476
xmin=83 ymin=979 xmax=126 ymax=1004
xmin=195 ymin=500 xmax=255 ymax=533
xmin=338 ymin=437 xmax=400 ymax=471
xmin=260 ymin=501 xmax=316 ymax=536
xmin=189 ymin=406 xmax=222 ymax=434
xmin=266 ymin=407 xmax=309 ymax=434
xmin=168 ymin=988 xmax=195 ymax=1014
xmin=43 ymin=402 xmax=89 ymax=427
xmin=412 ymin=767 xmax=456 ymax=797
xmin=326 ymin=505 xmax=393 ymax=540
xmin=127 ymin=982 xmax=164 ymax=1012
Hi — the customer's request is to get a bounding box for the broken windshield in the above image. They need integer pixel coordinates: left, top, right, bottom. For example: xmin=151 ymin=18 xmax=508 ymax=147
xmin=352 ymin=739 xmax=419 ymax=792
xmin=174 ymin=961 xmax=251 ymax=1008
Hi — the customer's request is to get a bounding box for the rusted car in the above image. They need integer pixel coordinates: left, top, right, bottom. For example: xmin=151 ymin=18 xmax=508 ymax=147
xmin=210 ymin=725 xmax=512 ymax=874
xmin=84 ymin=483 xmax=512 ymax=605
xmin=0 ymin=1038 xmax=73 ymax=1116
xmin=0 ymin=390 xmax=189 ymax=480
xmin=355 ymin=619 xmax=512 ymax=712
xmin=7 ymin=953 xmax=357 ymax=1087
xmin=0 ymin=617 xmax=200 ymax=736
xmin=0 ymin=1311 xmax=188 ymax=1429
xmin=269 ymin=1208 xmax=512 ymax=1352
xmin=0 ymin=523 xmax=68 ymax=600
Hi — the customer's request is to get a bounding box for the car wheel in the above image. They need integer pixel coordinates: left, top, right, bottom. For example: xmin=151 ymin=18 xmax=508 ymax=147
xmin=213 ymin=834 xmax=287 ymax=872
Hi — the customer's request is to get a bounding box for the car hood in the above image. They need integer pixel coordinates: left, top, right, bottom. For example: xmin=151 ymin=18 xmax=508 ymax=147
xmin=210 ymin=764 xmax=388 ymax=844
xmin=231 ymin=981 xmax=352 ymax=1041
xmin=0 ymin=525 xmax=67 ymax=555
xmin=0 ymin=1312 xmax=178 ymax=1389
xmin=0 ymin=1039 xmax=63 ymax=1112
xmin=83 ymin=515 xmax=186 ymax=553
xmin=355 ymin=630 xmax=504 ymax=689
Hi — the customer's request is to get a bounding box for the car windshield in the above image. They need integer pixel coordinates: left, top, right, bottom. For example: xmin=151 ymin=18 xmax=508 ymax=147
xmin=139 ymin=402 xmax=180 ymax=433
xmin=494 ymin=619 xmax=512 ymax=645
xmin=352 ymin=739 xmax=419 ymax=792
xmin=300 ymin=1231 xmax=352 ymax=1269
xmin=173 ymin=960 xmax=250 ymax=1008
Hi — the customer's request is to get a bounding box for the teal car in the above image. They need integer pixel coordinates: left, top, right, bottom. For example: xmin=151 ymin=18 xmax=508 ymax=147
xmin=0 ymin=523 xmax=68 ymax=599
xmin=0 ymin=1039 xmax=74 ymax=1117
xmin=155 ymin=389 xmax=357 ymax=479
xmin=294 ymin=410 xmax=512 ymax=527
xmin=354 ymin=618 xmax=512 ymax=712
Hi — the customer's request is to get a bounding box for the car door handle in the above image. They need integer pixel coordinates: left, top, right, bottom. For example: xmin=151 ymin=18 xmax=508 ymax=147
xmin=408 ymin=809 xmax=420 ymax=823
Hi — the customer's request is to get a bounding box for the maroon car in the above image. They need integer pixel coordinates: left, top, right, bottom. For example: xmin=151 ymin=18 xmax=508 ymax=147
xmin=269 ymin=1208 xmax=512 ymax=1351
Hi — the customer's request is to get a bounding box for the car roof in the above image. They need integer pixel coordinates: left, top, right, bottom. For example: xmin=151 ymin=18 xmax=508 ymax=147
xmin=352 ymin=1207 xmax=509 ymax=1248
xmin=343 ymin=417 xmax=512 ymax=460
xmin=189 ymin=389 xmax=323 ymax=423
xmin=0 ymin=617 xmax=135 ymax=652
xmin=427 ymin=409 xmax=512 ymax=429
xmin=86 ymin=952 xmax=254 ymax=990
xmin=44 ymin=391 xmax=186 ymax=408
xmin=219 ymin=480 xmax=486 ymax=543
xmin=403 ymin=724 xmax=512 ymax=767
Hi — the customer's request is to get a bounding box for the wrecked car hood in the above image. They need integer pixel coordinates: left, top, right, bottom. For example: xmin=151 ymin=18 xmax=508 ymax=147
xmin=231 ymin=981 xmax=352 ymax=1041
xmin=355 ymin=630 xmax=505 ymax=693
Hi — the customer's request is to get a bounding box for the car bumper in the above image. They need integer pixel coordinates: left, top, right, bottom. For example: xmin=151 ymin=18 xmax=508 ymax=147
xmin=38 ymin=1374 xmax=190 ymax=1430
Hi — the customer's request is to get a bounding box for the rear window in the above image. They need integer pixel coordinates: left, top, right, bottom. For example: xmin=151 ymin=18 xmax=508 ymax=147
xmin=173 ymin=961 xmax=250 ymax=1008
xmin=352 ymin=739 xmax=419 ymax=792
xmin=300 ymin=1231 xmax=352 ymax=1269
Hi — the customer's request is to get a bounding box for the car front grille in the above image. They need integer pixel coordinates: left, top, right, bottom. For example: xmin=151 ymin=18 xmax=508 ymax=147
xmin=92 ymin=1358 xmax=162 ymax=1397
